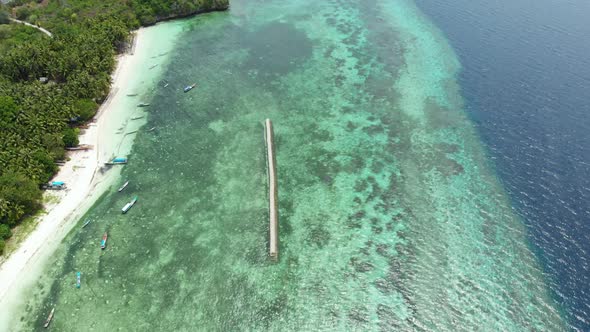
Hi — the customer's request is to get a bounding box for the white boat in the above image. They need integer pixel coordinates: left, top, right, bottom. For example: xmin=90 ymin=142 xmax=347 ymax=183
xmin=122 ymin=196 xmax=138 ymax=214
xmin=105 ymin=157 xmax=128 ymax=165
xmin=43 ymin=308 xmax=55 ymax=328
xmin=183 ymin=83 xmax=196 ymax=93
xmin=118 ymin=181 xmax=129 ymax=192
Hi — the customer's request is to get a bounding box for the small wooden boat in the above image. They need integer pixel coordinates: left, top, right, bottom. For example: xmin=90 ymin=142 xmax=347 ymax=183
xmin=66 ymin=144 xmax=93 ymax=151
xmin=44 ymin=308 xmax=55 ymax=328
xmin=82 ymin=220 xmax=91 ymax=228
xmin=137 ymin=102 xmax=150 ymax=107
xmin=183 ymin=83 xmax=197 ymax=93
xmin=122 ymin=196 xmax=138 ymax=214
xmin=118 ymin=181 xmax=129 ymax=192
xmin=105 ymin=157 xmax=128 ymax=165
xmin=44 ymin=181 xmax=66 ymax=190
xmin=101 ymin=232 xmax=108 ymax=249
xmin=76 ymin=272 xmax=81 ymax=288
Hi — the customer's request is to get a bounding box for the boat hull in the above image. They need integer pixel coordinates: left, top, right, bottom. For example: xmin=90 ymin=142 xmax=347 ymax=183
xmin=118 ymin=181 xmax=129 ymax=192
xmin=101 ymin=233 xmax=108 ymax=249
xmin=44 ymin=308 xmax=55 ymax=328
xmin=122 ymin=197 xmax=138 ymax=214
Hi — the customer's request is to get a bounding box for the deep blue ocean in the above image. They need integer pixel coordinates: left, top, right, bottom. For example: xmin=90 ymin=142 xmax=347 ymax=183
xmin=414 ymin=0 xmax=590 ymax=329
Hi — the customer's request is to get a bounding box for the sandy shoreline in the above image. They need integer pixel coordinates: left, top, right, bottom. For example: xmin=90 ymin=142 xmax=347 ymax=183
xmin=0 ymin=24 xmax=181 ymax=328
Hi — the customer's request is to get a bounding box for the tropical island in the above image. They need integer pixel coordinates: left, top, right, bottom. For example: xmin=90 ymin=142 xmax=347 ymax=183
xmin=0 ymin=0 xmax=229 ymax=254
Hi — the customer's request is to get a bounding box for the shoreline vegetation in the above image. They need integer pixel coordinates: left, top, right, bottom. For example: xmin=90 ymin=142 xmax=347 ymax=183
xmin=0 ymin=0 xmax=228 ymax=254
xmin=0 ymin=26 xmax=186 ymax=328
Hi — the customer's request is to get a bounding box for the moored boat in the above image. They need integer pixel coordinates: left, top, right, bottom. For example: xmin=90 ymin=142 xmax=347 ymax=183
xmin=43 ymin=308 xmax=55 ymax=328
xmin=122 ymin=196 xmax=138 ymax=214
xmin=105 ymin=157 xmax=128 ymax=165
xmin=137 ymin=102 xmax=150 ymax=107
xmin=82 ymin=219 xmax=91 ymax=228
xmin=183 ymin=83 xmax=197 ymax=93
xmin=76 ymin=272 xmax=81 ymax=288
xmin=118 ymin=181 xmax=129 ymax=192
xmin=101 ymin=232 xmax=108 ymax=249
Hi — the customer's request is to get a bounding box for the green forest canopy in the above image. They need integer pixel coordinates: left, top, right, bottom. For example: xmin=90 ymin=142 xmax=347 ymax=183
xmin=0 ymin=0 xmax=228 ymax=254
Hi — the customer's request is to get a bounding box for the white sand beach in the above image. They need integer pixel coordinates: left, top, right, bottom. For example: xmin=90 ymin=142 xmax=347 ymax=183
xmin=0 ymin=24 xmax=184 ymax=329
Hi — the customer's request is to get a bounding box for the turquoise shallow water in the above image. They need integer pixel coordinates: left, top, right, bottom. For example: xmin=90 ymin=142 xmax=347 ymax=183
xmin=16 ymin=0 xmax=565 ymax=330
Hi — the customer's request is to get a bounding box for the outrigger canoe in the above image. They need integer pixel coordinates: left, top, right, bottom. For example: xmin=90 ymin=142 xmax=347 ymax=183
xmin=101 ymin=232 xmax=108 ymax=249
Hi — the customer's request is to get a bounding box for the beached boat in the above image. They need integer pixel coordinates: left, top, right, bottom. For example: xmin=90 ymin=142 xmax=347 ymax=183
xmin=101 ymin=232 xmax=108 ymax=249
xmin=122 ymin=196 xmax=138 ymax=214
xmin=44 ymin=181 xmax=66 ymax=190
xmin=66 ymin=144 xmax=93 ymax=151
xmin=105 ymin=157 xmax=128 ymax=165
xmin=183 ymin=83 xmax=196 ymax=93
xmin=43 ymin=308 xmax=55 ymax=328
xmin=118 ymin=181 xmax=129 ymax=192
xmin=137 ymin=102 xmax=150 ymax=107
xmin=76 ymin=272 xmax=81 ymax=288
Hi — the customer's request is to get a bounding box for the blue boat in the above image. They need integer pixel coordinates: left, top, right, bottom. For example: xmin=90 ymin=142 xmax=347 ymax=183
xmin=46 ymin=181 xmax=66 ymax=190
xmin=105 ymin=157 xmax=128 ymax=165
xmin=122 ymin=196 xmax=138 ymax=214
xmin=76 ymin=272 xmax=81 ymax=288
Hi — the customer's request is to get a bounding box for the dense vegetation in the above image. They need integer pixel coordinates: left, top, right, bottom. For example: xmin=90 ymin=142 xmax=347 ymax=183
xmin=0 ymin=0 xmax=228 ymax=254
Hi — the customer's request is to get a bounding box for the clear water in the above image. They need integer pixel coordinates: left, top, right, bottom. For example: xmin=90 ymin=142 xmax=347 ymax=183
xmin=414 ymin=0 xmax=590 ymax=329
xmin=16 ymin=0 xmax=567 ymax=330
